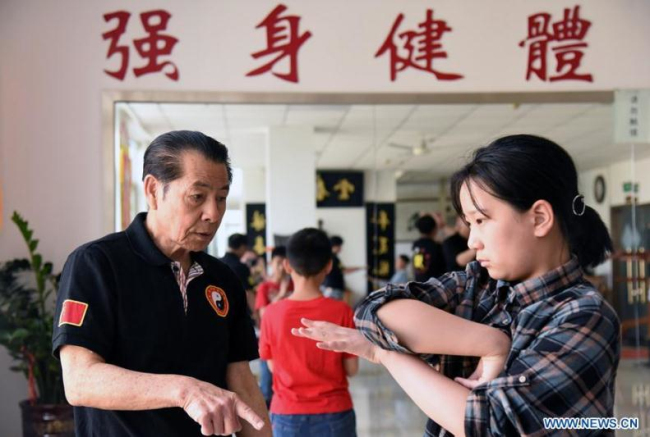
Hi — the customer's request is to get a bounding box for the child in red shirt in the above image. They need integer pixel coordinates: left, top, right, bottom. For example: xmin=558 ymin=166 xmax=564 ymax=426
xmin=259 ymin=228 xmax=358 ymax=437
xmin=255 ymin=246 xmax=293 ymax=407
xmin=255 ymin=246 xmax=293 ymax=319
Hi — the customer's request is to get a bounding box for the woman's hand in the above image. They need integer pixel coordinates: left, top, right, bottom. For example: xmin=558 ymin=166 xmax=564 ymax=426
xmin=453 ymin=353 xmax=507 ymax=390
xmin=291 ymin=318 xmax=383 ymax=364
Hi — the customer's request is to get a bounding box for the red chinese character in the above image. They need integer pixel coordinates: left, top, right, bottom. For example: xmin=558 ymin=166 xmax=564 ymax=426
xmin=102 ymin=11 xmax=131 ymax=80
xmin=246 ymin=4 xmax=312 ymax=83
xmin=376 ymin=10 xmax=463 ymax=82
xmin=102 ymin=9 xmax=179 ymax=81
xmin=133 ymin=10 xmax=179 ymax=81
xmin=519 ymin=5 xmax=593 ymax=82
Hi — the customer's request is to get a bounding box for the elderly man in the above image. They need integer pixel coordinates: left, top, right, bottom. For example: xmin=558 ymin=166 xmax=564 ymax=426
xmin=52 ymin=131 xmax=271 ymax=436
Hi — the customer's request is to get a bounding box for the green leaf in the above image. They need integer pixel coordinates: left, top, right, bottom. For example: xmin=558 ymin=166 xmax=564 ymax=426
xmin=12 ymin=328 xmax=30 ymax=339
xmin=7 ymin=211 xmax=64 ymax=402
xmin=11 ymin=211 xmax=24 ymax=228
xmin=42 ymin=263 xmax=53 ymax=276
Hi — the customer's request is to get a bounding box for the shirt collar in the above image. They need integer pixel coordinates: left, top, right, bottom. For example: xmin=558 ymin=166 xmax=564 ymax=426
xmin=125 ymin=212 xmax=173 ymax=266
xmin=496 ymin=256 xmax=583 ymax=308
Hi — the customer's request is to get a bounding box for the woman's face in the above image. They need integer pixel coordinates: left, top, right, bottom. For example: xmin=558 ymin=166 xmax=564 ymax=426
xmin=459 ymin=180 xmax=539 ymax=282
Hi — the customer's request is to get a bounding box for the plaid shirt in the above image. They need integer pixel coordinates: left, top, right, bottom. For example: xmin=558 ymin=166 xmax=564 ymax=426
xmin=354 ymin=257 xmax=620 ymax=437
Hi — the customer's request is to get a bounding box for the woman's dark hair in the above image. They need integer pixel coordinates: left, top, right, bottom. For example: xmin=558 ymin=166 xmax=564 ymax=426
xmin=143 ymin=131 xmax=233 ymax=192
xmin=415 ymin=215 xmax=437 ymax=235
xmin=450 ymin=134 xmax=612 ymax=269
xmin=399 ymin=254 xmax=410 ymax=264
xmin=287 ymin=228 xmax=332 ymax=277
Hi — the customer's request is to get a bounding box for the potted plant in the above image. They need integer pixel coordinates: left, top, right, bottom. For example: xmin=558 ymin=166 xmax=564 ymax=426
xmin=0 ymin=212 xmax=73 ymax=437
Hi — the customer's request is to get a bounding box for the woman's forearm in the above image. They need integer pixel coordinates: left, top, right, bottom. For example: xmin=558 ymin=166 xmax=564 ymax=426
xmin=376 ymin=299 xmax=509 ymax=357
xmin=378 ymin=349 xmax=469 ymax=437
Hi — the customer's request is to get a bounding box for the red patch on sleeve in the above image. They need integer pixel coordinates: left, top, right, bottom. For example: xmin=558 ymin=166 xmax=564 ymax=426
xmin=58 ymin=299 xmax=89 ymax=327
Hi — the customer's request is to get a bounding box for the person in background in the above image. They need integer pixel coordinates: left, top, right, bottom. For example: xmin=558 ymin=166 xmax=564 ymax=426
xmin=389 ymin=254 xmax=411 ymax=284
xmin=321 ymin=235 xmax=364 ymax=301
xmin=442 ymin=216 xmax=475 ymax=272
xmin=221 ymin=233 xmax=254 ymax=291
xmin=259 ymin=228 xmax=359 ymax=437
xmin=242 ymin=249 xmax=268 ymax=289
xmin=255 ymin=246 xmax=293 ymax=408
xmin=221 ymin=233 xmax=258 ymax=318
xmin=411 ymin=215 xmax=446 ymax=282
xmin=366 ymin=255 xmax=411 ymax=288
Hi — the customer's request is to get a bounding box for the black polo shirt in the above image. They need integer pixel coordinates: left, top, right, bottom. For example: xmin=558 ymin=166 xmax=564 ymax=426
xmin=412 ymin=237 xmax=445 ymax=282
xmin=322 ymin=254 xmax=345 ymax=290
xmin=220 ymin=252 xmax=253 ymax=291
xmin=52 ymin=213 xmax=258 ymax=437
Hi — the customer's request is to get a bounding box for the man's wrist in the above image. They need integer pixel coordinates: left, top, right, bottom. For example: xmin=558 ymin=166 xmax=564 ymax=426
xmin=173 ymin=375 xmax=194 ymax=409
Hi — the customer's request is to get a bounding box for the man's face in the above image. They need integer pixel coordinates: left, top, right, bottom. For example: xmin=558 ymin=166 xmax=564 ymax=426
xmin=153 ymin=151 xmax=230 ymax=253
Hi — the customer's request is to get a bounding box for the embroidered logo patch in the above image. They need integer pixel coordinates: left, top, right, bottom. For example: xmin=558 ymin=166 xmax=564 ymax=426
xmin=205 ymin=285 xmax=229 ymax=317
xmin=58 ymin=299 xmax=89 ymax=327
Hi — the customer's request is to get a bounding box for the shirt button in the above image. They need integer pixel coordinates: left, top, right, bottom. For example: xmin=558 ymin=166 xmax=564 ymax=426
xmin=518 ymin=375 xmax=527 ymax=383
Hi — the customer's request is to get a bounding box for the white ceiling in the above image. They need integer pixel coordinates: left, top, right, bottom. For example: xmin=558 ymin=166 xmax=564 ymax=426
xmin=125 ymin=101 xmax=640 ymax=183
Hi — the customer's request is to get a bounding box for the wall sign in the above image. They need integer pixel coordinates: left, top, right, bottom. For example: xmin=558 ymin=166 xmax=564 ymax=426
xmin=366 ymin=203 xmax=395 ymax=294
xmin=245 ymin=203 xmax=267 ymax=256
xmin=316 ymin=171 xmax=364 ymax=208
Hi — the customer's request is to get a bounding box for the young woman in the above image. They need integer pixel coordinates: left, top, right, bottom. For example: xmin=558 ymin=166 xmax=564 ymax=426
xmin=294 ymin=135 xmax=620 ymax=436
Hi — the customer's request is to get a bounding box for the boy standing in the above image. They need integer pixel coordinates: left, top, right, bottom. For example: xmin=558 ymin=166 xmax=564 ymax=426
xmin=259 ymin=228 xmax=358 ymax=437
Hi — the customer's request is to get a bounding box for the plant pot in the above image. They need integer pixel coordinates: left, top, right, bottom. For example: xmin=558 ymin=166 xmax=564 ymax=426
xmin=19 ymin=400 xmax=74 ymax=437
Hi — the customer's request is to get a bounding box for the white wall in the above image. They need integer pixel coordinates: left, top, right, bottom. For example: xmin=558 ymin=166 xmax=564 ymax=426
xmin=317 ymin=208 xmax=367 ymax=304
xmin=2 ymin=0 xmax=650 ymax=433
xmin=265 ymin=127 xmax=317 ymax=240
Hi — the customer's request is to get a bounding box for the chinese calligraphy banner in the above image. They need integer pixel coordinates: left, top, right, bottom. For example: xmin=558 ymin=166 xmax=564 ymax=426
xmin=366 ymin=202 xmax=396 ymax=294
xmin=317 ymin=171 xmax=364 ymax=208
xmin=246 ymin=203 xmax=267 ymax=257
xmin=91 ymin=1 xmax=650 ymax=92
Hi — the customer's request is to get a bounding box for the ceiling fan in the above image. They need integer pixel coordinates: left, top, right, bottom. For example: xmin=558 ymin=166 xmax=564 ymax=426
xmin=388 ymin=136 xmax=435 ymax=156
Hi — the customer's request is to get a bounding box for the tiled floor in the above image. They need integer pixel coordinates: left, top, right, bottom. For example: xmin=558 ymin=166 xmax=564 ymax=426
xmin=256 ymin=357 xmax=650 ymax=436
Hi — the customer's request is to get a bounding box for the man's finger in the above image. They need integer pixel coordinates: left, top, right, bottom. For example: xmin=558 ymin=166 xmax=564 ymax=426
xmin=222 ymin=406 xmax=242 ymax=435
xmin=235 ymin=399 xmax=264 ymax=430
xmin=199 ymin=415 xmax=214 ymax=436
xmin=210 ymin=415 xmax=224 ymax=436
